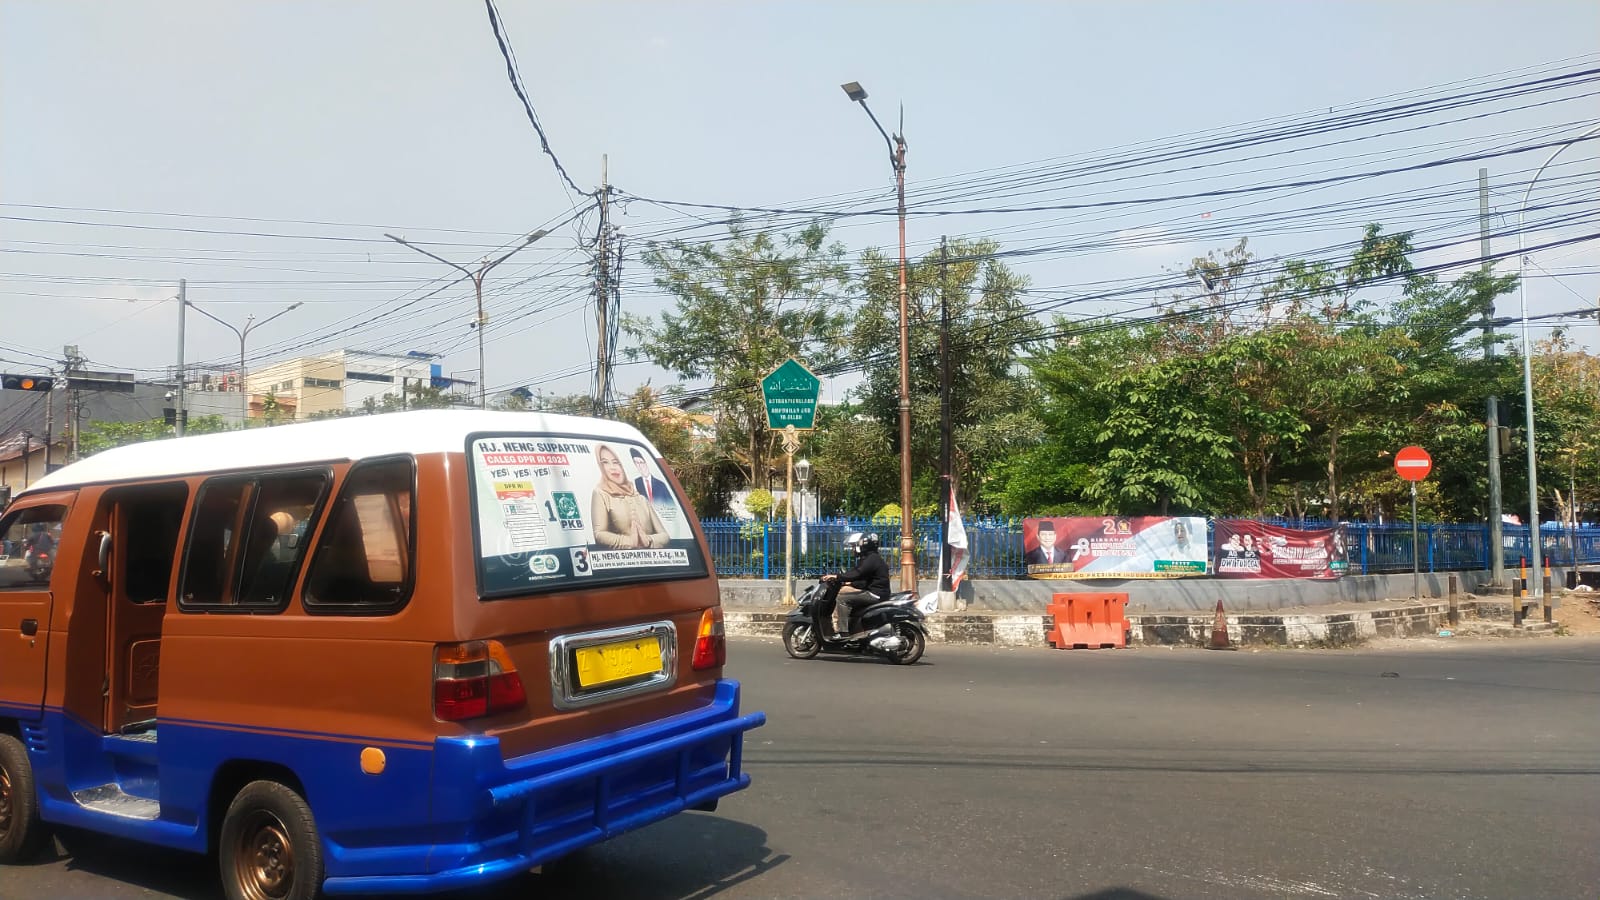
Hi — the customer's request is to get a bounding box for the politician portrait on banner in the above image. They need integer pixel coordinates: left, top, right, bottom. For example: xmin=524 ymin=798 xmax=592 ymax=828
xmin=1022 ymin=516 xmax=1208 ymax=579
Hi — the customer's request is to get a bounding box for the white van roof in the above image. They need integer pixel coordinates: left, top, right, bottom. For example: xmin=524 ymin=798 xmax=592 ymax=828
xmin=25 ymin=409 xmax=660 ymax=494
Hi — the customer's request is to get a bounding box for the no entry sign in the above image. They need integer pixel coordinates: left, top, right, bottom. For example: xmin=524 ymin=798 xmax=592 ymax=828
xmin=1394 ymin=445 xmax=1433 ymax=481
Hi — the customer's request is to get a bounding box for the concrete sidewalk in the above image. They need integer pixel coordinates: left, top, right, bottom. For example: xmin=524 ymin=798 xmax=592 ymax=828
xmin=723 ymin=594 xmax=1557 ymax=649
xmin=720 ymin=568 xmax=1533 ymax=614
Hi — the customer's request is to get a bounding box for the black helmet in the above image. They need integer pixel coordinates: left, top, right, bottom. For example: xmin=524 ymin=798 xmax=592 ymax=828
xmin=845 ymin=532 xmax=880 ymax=554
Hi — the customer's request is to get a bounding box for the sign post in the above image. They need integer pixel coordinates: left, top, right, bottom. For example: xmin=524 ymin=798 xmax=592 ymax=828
xmin=1394 ymin=446 xmax=1433 ymax=601
xmin=762 ymin=360 xmax=821 ymax=606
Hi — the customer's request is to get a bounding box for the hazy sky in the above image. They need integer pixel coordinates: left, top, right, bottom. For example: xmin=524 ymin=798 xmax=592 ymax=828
xmin=3 ymin=1 xmax=1597 ymax=403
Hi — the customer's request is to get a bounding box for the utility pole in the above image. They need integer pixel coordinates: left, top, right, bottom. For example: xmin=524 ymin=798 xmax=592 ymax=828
xmin=892 ymin=125 xmax=914 ymax=593
xmin=1480 ymin=168 xmax=1505 ymax=587
xmin=175 ymin=279 xmax=187 ymax=438
xmin=937 ymin=236 xmax=955 ymax=608
xmin=385 ymin=231 xmax=549 ymax=409
xmin=43 ymin=386 xmax=53 ymax=473
xmin=594 ymin=155 xmax=612 ymax=417
xmin=62 ymin=345 xmax=85 ymax=461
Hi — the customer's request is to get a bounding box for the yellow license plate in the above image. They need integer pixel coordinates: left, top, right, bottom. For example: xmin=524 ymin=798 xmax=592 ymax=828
xmin=574 ymin=637 xmax=663 ymax=688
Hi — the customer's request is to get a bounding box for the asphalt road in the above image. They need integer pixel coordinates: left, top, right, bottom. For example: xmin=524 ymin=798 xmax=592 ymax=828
xmin=9 ymin=636 xmax=1599 ymax=899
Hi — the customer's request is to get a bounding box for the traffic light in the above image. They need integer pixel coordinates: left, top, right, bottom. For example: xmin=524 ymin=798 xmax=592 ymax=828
xmin=1 ymin=374 xmax=54 ymax=392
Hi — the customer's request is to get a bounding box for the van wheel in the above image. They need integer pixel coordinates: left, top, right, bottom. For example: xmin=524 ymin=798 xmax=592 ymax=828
xmin=219 ymin=781 xmax=324 ymax=900
xmin=782 ymin=623 xmax=821 ymax=659
xmin=0 ymin=732 xmax=47 ymax=863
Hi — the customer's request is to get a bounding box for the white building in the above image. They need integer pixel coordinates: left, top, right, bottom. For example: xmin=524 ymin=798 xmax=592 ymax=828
xmin=241 ymin=350 xmax=472 ymax=420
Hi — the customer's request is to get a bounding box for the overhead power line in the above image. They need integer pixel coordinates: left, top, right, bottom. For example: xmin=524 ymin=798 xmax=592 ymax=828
xmin=482 ymin=0 xmax=590 ymax=198
xmin=618 ymin=133 xmax=1600 ymax=220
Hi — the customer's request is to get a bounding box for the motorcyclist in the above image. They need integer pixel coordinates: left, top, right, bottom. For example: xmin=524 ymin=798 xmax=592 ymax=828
xmin=817 ymin=532 xmax=891 ymax=639
xmin=24 ymin=522 xmax=55 ymax=578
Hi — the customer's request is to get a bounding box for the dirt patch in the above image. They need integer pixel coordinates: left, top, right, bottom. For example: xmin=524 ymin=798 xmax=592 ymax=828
xmin=1555 ymin=591 xmax=1600 ymax=636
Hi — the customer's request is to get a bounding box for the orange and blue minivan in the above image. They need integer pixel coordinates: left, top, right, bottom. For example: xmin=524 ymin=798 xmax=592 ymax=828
xmin=0 ymin=410 xmax=764 ymax=898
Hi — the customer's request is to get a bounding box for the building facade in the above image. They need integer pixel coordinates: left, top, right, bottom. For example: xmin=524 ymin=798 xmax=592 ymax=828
xmin=242 ymin=350 xmax=470 ymax=420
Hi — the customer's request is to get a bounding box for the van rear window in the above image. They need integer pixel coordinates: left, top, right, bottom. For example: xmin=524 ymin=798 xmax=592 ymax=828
xmin=468 ymin=434 xmax=708 ymax=597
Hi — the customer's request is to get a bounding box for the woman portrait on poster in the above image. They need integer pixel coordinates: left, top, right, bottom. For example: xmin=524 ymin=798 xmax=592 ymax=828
xmin=590 ymin=443 xmax=670 ymax=550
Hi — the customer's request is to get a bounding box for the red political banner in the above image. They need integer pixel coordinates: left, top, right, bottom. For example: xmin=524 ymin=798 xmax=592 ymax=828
xmin=1213 ymin=520 xmax=1348 ymax=580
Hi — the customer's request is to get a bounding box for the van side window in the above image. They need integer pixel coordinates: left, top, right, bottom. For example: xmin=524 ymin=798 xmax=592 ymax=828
xmin=121 ymin=484 xmax=190 ymax=603
xmin=0 ymin=505 xmax=68 ymax=591
xmin=179 ymin=471 xmax=329 ymax=610
xmin=304 ymin=457 xmax=415 ymax=613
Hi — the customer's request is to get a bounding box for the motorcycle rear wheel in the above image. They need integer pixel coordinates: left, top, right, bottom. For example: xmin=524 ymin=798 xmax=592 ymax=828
xmin=885 ymin=622 xmax=926 ymax=665
xmin=782 ymin=622 xmax=821 ymax=659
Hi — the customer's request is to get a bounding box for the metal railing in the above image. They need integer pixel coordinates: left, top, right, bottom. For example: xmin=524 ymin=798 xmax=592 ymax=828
xmin=701 ymin=516 xmax=1600 ymax=579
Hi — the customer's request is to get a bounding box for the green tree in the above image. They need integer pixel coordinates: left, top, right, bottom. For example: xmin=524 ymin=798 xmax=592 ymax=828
xmin=611 ymin=384 xmax=736 ymax=515
xmin=1258 ymin=226 xmax=1420 ymax=521
xmin=1533 ymin=331 xmax=1600 ymax=527
xmin=1086 ymin=347 xmax=1238 ymax=514
xmin=79 ymin=415 xmax=230 ymax=456
xmin=1009 ymin=226 xmax=1519 ymax=522
xmin=849 ymin=238 xmax=1042 ymax=513
xmin=806 ymin=402 xmax=897 ymax=515
xmin=360 ymin=383 xmax=458 ymax=413
xmin=626 ymin=220 xmax=851 ymax=491
xmin=744 ymin=488 xmax=775 ymax=520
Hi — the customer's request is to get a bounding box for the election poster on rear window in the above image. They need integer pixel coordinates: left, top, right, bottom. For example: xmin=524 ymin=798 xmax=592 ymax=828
xmin=469 ymin=435 xmax=708 ymax=595
xmin=1214 ymin=520 xmax=1347 ymax=580
xmin=1023 ymin=516 xmax=1208 ymax=579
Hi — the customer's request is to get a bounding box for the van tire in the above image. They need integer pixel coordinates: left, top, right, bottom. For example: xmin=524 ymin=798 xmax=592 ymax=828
xmin=0 ymin=732 xmax=47 ymax=863
xmin=219 ymin=780 xmax=324 ymax=900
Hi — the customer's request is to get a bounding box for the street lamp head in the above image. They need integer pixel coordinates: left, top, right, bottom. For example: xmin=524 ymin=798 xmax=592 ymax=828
xmin=841 ymin=81 xmax=867 ymax=102
xmin=795 ymin=458 xmax=812 ymax=486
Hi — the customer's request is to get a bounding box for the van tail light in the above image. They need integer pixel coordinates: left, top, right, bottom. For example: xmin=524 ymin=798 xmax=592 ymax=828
xmin=691 ymin=607 xmax=726 ymax=671
xmin=434 ymin=640 xmax=527 ymax=721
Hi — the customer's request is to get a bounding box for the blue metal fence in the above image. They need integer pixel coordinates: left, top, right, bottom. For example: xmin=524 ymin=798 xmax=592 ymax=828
xmin=702 ymin=516 xmax=1600 ymax=579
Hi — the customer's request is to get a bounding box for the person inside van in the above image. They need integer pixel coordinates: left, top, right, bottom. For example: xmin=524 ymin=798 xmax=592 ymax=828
xmin=590 ymin=443 xmax=670 ymax=550
xmin=24 ymin=521 xmax=55 ymax=577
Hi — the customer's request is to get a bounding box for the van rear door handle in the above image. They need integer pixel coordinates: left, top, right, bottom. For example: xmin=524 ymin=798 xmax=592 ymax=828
xmin=20 ymin=618 xmax=38 ymax=636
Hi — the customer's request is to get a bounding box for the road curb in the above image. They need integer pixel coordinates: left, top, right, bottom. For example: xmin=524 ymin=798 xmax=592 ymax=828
xmin=725 ymin=599 xmax=1557 ymax=649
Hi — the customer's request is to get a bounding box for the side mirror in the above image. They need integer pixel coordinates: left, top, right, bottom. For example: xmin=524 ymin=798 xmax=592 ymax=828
xmin=95 ymin=531 xmax=112 ymax=578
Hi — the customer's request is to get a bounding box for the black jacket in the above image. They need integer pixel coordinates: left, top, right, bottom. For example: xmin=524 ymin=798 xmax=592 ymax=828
xmin=838 ymin=549 xmax=892 ymax=600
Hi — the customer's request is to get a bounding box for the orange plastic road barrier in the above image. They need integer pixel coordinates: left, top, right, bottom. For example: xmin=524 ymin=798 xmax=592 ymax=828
xmin=1047 ymin=593 xmax=1128 ymax=649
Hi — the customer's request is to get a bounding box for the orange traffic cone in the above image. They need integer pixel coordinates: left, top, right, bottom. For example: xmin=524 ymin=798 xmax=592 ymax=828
xmin=1206 ymin=598 xmax=1236 ymax=650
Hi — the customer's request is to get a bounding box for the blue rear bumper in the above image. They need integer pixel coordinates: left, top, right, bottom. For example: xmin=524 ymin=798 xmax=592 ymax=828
xmin=322 ymin=680 xmax=764 ymax=895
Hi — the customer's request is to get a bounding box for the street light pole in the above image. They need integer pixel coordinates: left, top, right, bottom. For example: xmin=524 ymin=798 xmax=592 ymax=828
xmin=843 ymin=80 xmax=917 ymax=593
xmin=1515 ymin=123 xmax=1600 ymax=605
xmin=795 ymin=457 xmax=812 ymax=522
xmin=386 ymin=230 xmax=549 ymax=408
xmin=187 ymin=300 xmax=302 ymax=426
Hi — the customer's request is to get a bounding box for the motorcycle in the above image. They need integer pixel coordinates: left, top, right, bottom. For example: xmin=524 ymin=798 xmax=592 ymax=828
xmin=782 ymin=578 xmax=928 ymax=665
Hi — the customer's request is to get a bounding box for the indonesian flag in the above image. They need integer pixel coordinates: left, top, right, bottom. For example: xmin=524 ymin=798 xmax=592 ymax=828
xmin=948 ymin=484 xmax=969 ymax=591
